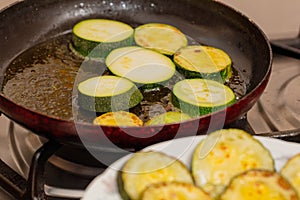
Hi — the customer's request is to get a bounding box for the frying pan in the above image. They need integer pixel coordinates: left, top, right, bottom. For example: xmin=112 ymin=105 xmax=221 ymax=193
xmin=0 ymin=0 xmax=272 ymax=150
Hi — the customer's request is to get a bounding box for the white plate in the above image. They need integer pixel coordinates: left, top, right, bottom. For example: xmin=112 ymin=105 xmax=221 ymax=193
xmin=82 ymin=135 xmax=300 ymax=200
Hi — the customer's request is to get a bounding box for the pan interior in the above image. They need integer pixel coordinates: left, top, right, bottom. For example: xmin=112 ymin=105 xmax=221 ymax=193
xmin=1 ymin=31 xmax=246 ymax=123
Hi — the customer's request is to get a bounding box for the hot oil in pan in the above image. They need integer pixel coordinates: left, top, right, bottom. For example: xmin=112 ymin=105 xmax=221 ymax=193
xmin=2 ymin=33 xmax=246 ymax=123
xmin=2 ymin=34 xmax=82 ymax=120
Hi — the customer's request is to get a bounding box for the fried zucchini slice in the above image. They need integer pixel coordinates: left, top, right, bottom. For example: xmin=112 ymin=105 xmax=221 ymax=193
xmin=118 ymin=151 xmax=193 ymax=200
xmin=106 ymin=46 xmax=176 ymax=87
xmin=140 ymin=182 xmax=213 ymax=200
xmin=174 ymin=45 xmax=232 ymax=82
xmin=172 ymin=79 xmax=236 ymax=116
xmin=144 ymin=111 xmax=191 ymax=126
xmin=78 ymin=75 xmax=143 ymax=112
xmin=71 ymin=19 xmax=134 ymax=58
xmin=134 ymin=23 xmax=188 ymax=55
xmin=281 ymin=153 xmax=300 ymax=196
xmin=192 ymin=129 xmax=275 ymax=197
xmin=220 ymin=170 xmax=299 ymax=200
xmin=93 ymin=111 xmax=143 ymax=127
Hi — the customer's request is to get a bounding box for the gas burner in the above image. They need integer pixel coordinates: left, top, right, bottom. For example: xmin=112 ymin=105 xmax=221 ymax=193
xmin=248 ymin=55 xmax=300 ymax=134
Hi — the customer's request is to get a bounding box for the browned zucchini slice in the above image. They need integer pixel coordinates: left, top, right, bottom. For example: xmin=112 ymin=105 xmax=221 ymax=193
xmin=119 ymin=151 xmax=193 ymax=200
xmin=93 ymin=111 xmax=143 ymax=127
xmin=192 ymin=129 xmax=275 ymax=197
xmin=141 ymin=182 xmax=213 ymax=200
xmin=134 ymin=23 xmax=187 ymax=55
xmin=220 ymin=170 xmax=299 ymax=200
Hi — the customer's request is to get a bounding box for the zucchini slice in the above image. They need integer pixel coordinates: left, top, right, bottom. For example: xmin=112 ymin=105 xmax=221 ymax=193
xmin=192 ymin=129 xmax=275 ymax=197
xmin=134 ymin=23 xmax=188 ymax=55
xmin=119 ymin=151 xmax=193 ymax=200
xmin=172 ymin=79 xmax=236 ymax=117
xmin=145 ymin=111 xmax=191 ymax=126
xmin=71 ymin=19 xmax=134 ymax=58
xmin=219 ymin=170 xmax=299 ymax=200
xmin=93 ymin=111 xmax=143 ymax=127
xmin=281 ymin=153 xmax=300 ymax=196
xmin=140 ymin=182 xmax=213 ymax=200
xmin=106 ymin=46 xmax=176 ymax=86
xmin=78 ymin=75 xmax=143 ymax=112
xmin=174 ymin=45 xmax=232 ymax=82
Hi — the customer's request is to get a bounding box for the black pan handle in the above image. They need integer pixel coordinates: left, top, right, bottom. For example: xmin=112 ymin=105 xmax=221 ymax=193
xmin=270 ymin=27 xmax=300 ymax=59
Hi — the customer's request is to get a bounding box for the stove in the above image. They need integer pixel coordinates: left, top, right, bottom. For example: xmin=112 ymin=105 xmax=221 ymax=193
xmin=1 ymin=1 xmax=300 ymax=200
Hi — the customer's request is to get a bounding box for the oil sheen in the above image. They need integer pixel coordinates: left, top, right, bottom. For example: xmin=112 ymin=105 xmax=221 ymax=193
xmin=2 ymin=33 xmax=246 ymax=123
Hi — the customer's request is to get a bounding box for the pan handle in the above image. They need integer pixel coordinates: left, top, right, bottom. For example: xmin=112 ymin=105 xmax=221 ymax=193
xmin=270 ymin=26 xmax=300 ymax=59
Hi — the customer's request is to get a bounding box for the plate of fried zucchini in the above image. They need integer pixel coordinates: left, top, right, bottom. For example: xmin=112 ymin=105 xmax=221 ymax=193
xmin=82 ymin=129 xmax=300 ymax=200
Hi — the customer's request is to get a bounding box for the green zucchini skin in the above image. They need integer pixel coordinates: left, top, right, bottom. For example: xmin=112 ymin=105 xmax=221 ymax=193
xmin=175 ymin=64 xmax=232 ymax=83
xmin=172 ymin=93 xmax=236 ymax=117
xmin=78 ymin=85 xmax=142 ymax=113
xmin=171 ymin=79 xmax=236 ymax=117
xmin=117 ymin=171 xmax=131 ymax=200
xmin=78 ymin=76 xmax=143 ymax=113
xmin=71 ymin=19 xmax=134 ymax=59
xmin=71 ymin=34 xmax=134 ymax=58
